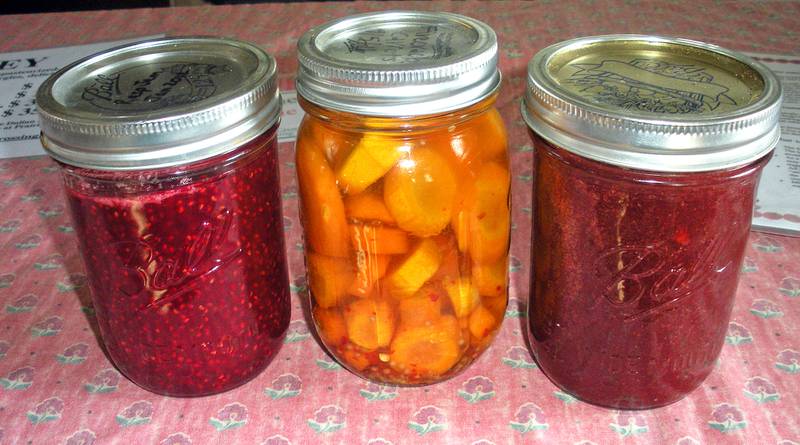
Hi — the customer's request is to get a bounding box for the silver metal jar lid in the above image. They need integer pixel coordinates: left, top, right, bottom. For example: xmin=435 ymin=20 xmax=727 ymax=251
xmin=296 ymin=10 xmax=500 ymax=117
xmin=37 ymin=36 xmax=280 ymax=170
xmin=522 ymin=35 xmax=783 ymax=172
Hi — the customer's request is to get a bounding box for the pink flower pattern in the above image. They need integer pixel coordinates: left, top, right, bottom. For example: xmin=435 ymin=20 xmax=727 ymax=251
xmin=0 ymin=6 xmax=797 ymax=444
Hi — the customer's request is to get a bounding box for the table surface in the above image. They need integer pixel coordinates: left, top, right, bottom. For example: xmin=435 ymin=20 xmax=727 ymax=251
xmin=1 ymin=1 xmax=799 ymax=444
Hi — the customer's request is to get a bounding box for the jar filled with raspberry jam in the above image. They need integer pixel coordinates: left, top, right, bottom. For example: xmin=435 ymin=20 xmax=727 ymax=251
xmin=295 ymin=11 xmax=510 ymax=385
xmin=36 ymin=37 xmax=290 ymax=396
xmin=522 ymin=35 xmax=782 ymax=409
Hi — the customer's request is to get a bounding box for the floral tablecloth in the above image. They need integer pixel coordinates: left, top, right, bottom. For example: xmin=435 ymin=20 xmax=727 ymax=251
xmin=1 ymin=1 xmax=799 ymax=444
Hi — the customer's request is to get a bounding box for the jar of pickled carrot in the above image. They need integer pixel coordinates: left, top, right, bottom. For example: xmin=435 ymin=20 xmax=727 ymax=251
xmin=295 ymin=11 xmax=509 ymax=385
xmin=522 ymin=35 xmax=783 ymax=408
xmin=36 ymin=37 xmax=290 ymax=396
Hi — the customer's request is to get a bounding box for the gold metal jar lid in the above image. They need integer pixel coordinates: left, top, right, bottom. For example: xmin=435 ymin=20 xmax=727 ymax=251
xmin=522 ymin=35 xmax=783 ymax=172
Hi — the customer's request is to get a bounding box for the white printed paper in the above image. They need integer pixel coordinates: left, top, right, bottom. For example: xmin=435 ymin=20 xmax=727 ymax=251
xmin=748 ymin=53 xmax=800 ymax=235
xmin=278 ymin=90 xmax=305 ymax=143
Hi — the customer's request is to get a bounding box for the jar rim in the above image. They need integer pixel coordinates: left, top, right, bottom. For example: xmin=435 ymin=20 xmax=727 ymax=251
xmin=296 ymin=10 xmax=501 ymax=117
xmin=522 ymin=34 xmax=783 ymax=172
xmin=37 ymin=36 xmax=281 ymax=171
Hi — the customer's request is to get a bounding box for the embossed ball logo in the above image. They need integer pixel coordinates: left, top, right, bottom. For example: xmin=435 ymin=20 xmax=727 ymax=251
xmin=80 ymin=62 xmax=231 ymax=112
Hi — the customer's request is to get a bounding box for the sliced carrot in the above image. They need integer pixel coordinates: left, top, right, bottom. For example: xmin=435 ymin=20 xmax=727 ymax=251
xmin=341 ymin=347 xmax=372 ymax=371
xmin=468 ymin=304 xmax=498 ymax=341
xmin=344 ymin=298 xmax=396 ymax=350
xmin=482 ymin=294 xmax=508 ymax=322
xmin=350 ymin=223 xmax=410 ymax=255
xmin=336 ymin=133 xmax=407 ymax=194
xmin=296 ymin=124 xmax=351 ymax=257
xmin=313 ymin=307 xmax=348 ymax=347
xmin=461 ymin=108 xmax=508 ymax=165
xmin=383 ymin=147 xmax=457 ymax=237
xmin=307 ymin=253 xmax=353 ymax=308
xmin=386 ymin=238 xmax=442 ymax=298
xmin=452 ymin=161 xmax=510 ymax=264
xmin=428 ymin=108 xmax=507 ymax=172
xmin=307 ymin=120 xmax=354 ymax=167
xmin=472 ymin=258 xmax=507 ymax=298
xmin=444 ymin=277 xmax=481 ymax=318
xmin=348 ymin=253 xmax=391 ymax=298
xmin=344 ymin=190 xmax=396 ymax=224
xmin=389 ymin=315 xmax=462 ymax=377
xmin=398 ymin=284 xmax=444 ymax=328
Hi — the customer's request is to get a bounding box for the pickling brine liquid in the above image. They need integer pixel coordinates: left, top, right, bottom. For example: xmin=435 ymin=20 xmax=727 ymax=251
xmin=297 ymin=97 xmax=510 ymax=385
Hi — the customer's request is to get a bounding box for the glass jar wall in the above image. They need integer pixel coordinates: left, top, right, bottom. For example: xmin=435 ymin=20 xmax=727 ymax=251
xmin=522 ymin=35 xmax=783 ymax=408
xmin=295 ymin=11 xmax=509 ymax=385
xmin=297 ymin=96 xmax=509 ymax=385
xmin=37 ymin=37 xmax=290 ymax=396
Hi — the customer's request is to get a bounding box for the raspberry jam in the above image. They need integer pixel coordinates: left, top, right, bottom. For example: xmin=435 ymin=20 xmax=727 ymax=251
xmin=529 ymin=135 xmax=769 ymax=408
xmin=37 ymin=37 xmax=289 ymax=396
xmin=63 ymin=130 xmax=289 ymax=396
xmin=522 ymin=35 xmax=782 ymax=408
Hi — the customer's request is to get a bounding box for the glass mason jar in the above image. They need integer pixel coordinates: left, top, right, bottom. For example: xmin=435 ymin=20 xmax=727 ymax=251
xmin=522 ymin=35 xmax=783 ymax=409
xmin=36 ymin=37 xmax=290 ymax=396
xmin=295 ymin=11 xmax=510 ymax=385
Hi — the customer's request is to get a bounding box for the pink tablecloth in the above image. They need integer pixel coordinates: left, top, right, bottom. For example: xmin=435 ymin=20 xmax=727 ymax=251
xmin=1 ymin=2 xmax=799 ymax=444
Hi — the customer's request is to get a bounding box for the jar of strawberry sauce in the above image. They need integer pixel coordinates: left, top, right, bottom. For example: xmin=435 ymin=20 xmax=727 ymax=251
xmin=36 ymin=37 xmax=290 ymax=396
xmin=522 ymin=35 xmax=782 ymax=409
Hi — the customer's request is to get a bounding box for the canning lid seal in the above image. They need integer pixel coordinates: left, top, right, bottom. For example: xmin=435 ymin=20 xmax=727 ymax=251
xmin=37 ymin=36 xmax=280 ymax=170
xmin=296 ymin=10 xmax=500 ymax=117
xmin=522 ymin=35 xmax=783 ymax=172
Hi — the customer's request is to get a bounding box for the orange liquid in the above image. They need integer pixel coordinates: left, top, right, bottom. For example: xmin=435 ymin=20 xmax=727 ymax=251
xmin=296 ymin=96 xmax=510 ymax=385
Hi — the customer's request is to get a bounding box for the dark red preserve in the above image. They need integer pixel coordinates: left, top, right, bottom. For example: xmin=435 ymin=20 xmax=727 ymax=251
xmin=37 ymin=37 xmax=289 ymax=396
xmin=522 ymin=35 xmax=783 ymax=409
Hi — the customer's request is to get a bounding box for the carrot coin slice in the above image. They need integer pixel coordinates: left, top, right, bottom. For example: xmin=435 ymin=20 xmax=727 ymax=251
xmin=384 ymin=147 xmax=457 ymax=237
xmin=344 ymin=298 xmax=397 ymax=350
xmin=389 ymin=315 xmax=462 ymax=377
xmin=307 ymin=253 xmax=353 ymax=309
xmin=453 ymin=161 xmax=510 ymax=264
xmin=296 ymin=125 xmax=351 ymax=257
xmin=386 ymin=238 xmax=442 ymax=298
xmin=398 ymin=284 xmax=444 ymax=328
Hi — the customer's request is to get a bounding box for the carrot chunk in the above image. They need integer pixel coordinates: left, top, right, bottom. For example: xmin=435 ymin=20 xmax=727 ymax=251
xmin=482 ymin=294 xmax=508 ymax=322
xmin=472 ymin=258 xmax=507 ymax=298
xmin=350 ymin=223 xmax=410 ymax=255
xmin=398 ymin=284 xmax=444 ymax=328
xmin=468 ymin=304 xmax=498 ymax=340
xmin=307 ymin=253 xmax=353 ymax=308
xmin=344 ymin=299 xmax=397 ymax=350
xmin=389 ymin=315 xmax=462 ymax=377
xmin=341 ymin=346 xmax=372 ymax=371
xmin=348 ymin=253 xmax=391 ymax=298
xmin=313 ymin=307 xmax=348 ymax=347
xmin=337 ymin=133 xmax=407 ymax=194
xmin=344 ymin=190 xmax=396 ymax=224
xmin=384 ymin=147 xmax=457 ymax=237
xmin=386 ymin=238 xmax=442 ymax=298
xmin=452 ymin=161 xmax=510 ymax=264
xmin=444 ymin=278 xmax=481 ymax=318
xmin=296 ymin=125 xmax=351 ymax=257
